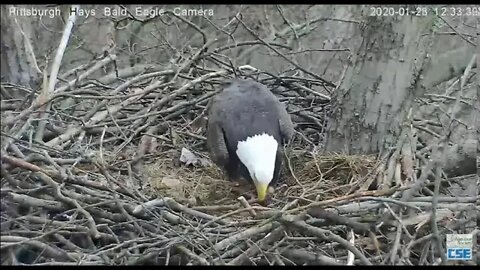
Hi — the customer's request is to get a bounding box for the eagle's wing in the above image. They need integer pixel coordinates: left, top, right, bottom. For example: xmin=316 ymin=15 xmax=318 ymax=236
xmin=206 ymin=100 xmax=230 ymax=169
xmin=277 ymin=102 xmax=295 ymax=144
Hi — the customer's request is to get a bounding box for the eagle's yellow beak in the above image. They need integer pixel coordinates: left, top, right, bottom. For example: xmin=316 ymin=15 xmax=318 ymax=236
xmin=255 ymin=183 xmax=269 ymax=202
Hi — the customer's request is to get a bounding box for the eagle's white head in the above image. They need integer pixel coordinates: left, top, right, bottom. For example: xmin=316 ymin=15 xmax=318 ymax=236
xmin=236 ymin=133 xmax=278 ymax=202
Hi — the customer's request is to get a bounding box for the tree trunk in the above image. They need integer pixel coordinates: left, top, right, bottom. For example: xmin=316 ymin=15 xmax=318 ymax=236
xmin=324 ymin=14 xmax=433 ymax=155
xmin=0 ymin=5 xmax=41 ymax=96
xmin=324 ymin=12 xmax=475 ymax=157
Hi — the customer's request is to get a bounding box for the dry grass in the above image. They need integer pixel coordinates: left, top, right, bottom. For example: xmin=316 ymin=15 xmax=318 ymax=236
xmin=142 ymin=147 xmax=380 ymax=212
xmin=279 ymin=149 xmax=378 ymax=202
xmin=143 ymin=149 xmax=240 ymax=207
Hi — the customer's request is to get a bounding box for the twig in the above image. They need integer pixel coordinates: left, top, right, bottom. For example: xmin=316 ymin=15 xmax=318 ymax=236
xmin=1 ymin=236 xmax=77 ymax=262
xmin=430 ymin=165 xmax=448 ymax=263
xmin=237 ymin=196 xmax=257 ymax=217
xmin=388 ymin=217 xmax=403 ymax=264
xmin=133 ymin=197 xmax=228 ymax=225
xmin=281 ymin=249 xmax=343 ymax=265
xmin=176 ymin=245 xmax=210 ymax=265
xmin=237 ymin=16 xmax=335 ymax=87
xmin=34 ymin=171 xmax=101 ymax=239
xmin=279 ymin=215 xmax=372 ymax=265
xmin=290 ymin=185 xmax=409 ymax=214
xmin=213 ymin=222 xmax=277 ymax=251
xmin=44 ymin=80 xmax=167 ymax=149
xmin=306 ymin=207 xmax=371 ymax=235
xmin=4 ymin=191 xmax=64 ymax=210
xmin=12 ymin=17 xmax=42 ymax=75
xmin=227 ymin=225 xmax=285 ymax=265
xmin=34 ymin=5 xmax=79 ymax=142
xmin=436 ymin=16 xmax=476 ymax=46
xmin=346 ymin=230 xmax=355 ymax=265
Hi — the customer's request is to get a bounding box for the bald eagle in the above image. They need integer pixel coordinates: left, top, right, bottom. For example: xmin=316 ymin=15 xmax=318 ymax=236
xmin=206 ymin=79 xmax=295 ymax=202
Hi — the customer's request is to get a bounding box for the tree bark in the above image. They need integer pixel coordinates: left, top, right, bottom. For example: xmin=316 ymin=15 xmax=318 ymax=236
xmin=324 ymin=12 xmax=476 ymax=156
xmin=0 ymin=5 xmax=42 ymax=95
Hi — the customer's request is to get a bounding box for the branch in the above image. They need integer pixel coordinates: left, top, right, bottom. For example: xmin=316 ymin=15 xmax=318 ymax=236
xmin=213 ymin=222 xmax=277 ymax=251
xmin=33 ymin=4 xmax=79 ymax=142
xmin=422 ymin=46 xmax=476 ymax=89
xmin=279 ymin=215 xmax=372 ymax=265
xmin=236 ymin=15 xmax=335 ymax=88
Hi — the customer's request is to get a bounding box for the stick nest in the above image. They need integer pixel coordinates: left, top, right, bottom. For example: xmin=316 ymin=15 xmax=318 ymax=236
xmin=2 ymin=43 xmax=476 ymax=266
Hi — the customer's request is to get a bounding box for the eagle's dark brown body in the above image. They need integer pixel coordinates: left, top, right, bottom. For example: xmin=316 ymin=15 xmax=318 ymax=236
xmin=206 ymin=79 xmax=294 ymax=186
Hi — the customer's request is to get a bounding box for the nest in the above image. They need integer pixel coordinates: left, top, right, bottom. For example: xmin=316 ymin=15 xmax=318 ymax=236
xmin=142 ymin=147 xmax=378 ymax=207
xmin=143 ymin=150 xmax=229 ymax=206
xmin=2 ymin=13 xmax=477 ymax=266
xmin=283 ymin=150 xmax=378 ymax=201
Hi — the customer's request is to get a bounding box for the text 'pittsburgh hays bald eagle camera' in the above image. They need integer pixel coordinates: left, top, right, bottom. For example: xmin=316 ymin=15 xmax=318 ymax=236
xmin=206 ymin=79 xmax=295 ymax=203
